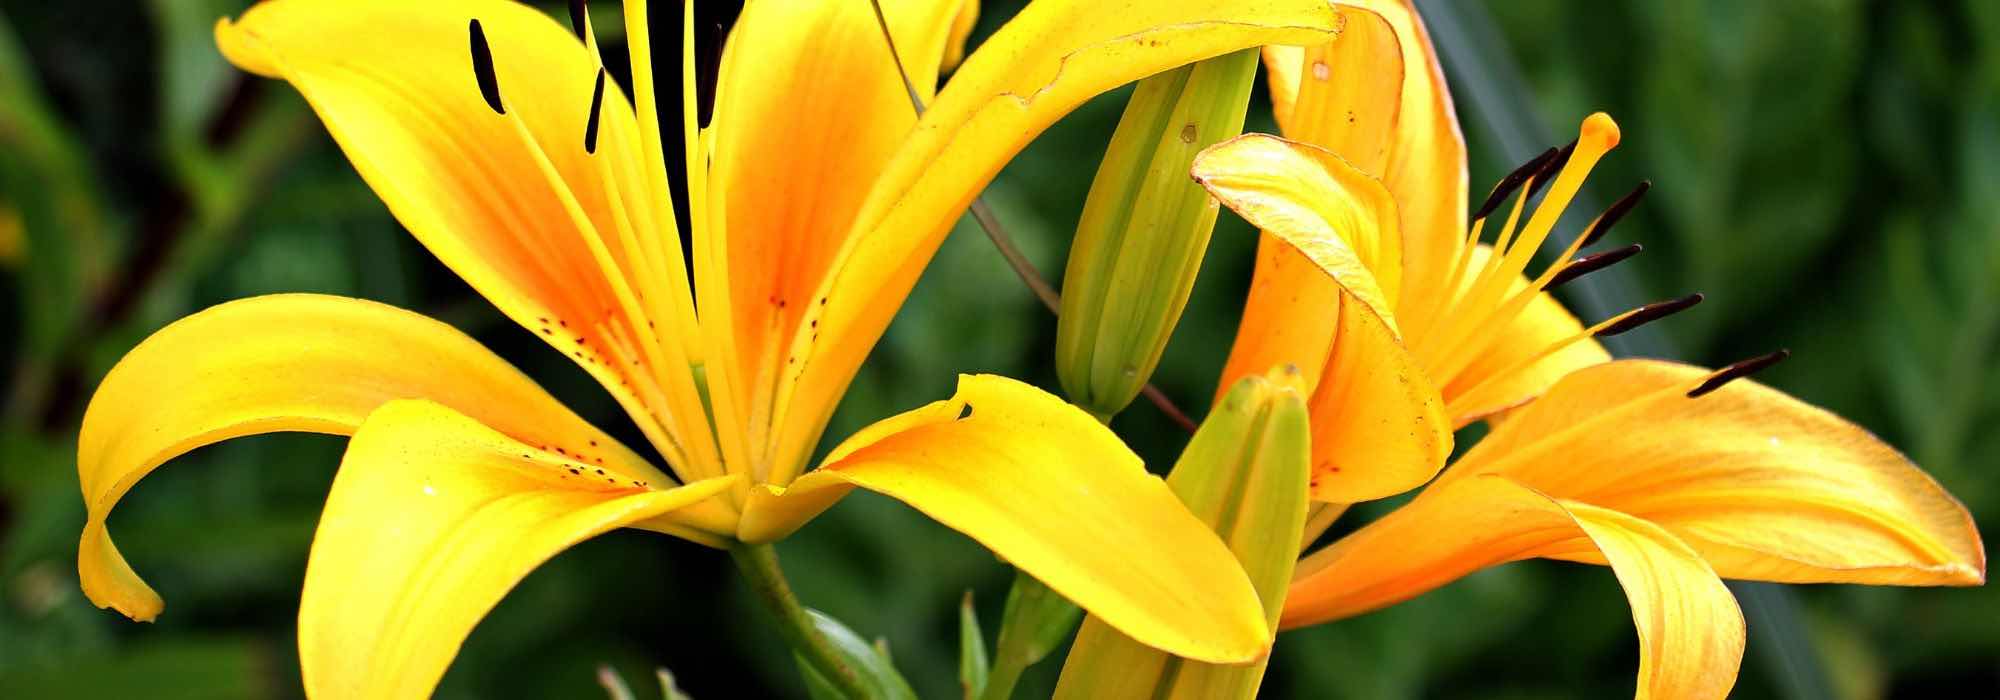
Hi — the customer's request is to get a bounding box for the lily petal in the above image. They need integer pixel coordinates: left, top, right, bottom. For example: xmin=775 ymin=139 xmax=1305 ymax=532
xmin=1195 ymin=134 xmax=1451 ymax=503
xmin=298 ymin=399 xmax=738 ymax=699
xmin=216 ymin=0 xmax=715 ymax=476
xmin=77 ymin=294 xmax=667 ymax=622
xmin=1437 ymin=244 xmax=1610 ymax=426
xmin=743 ymin=375 xmax=1269 ymax=664
xmin=767 ymin=0 xmax=1341 ymax=487
xmin=1265 ymin=4 xmax=1406 ymax=300
xmin=1287 ymin=476 xmax=1744 ymax=700
xmin=1267 ymin=0 xmax=1468 ymax=330
xmin=706 ymin=0 xmax=974 ymax=481
xmin=1445 ymin=359 xmax=1986 ymax=586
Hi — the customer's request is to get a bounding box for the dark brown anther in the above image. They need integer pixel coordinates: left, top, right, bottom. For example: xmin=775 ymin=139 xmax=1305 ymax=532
xmin=1688 ymin=349 xmax=1790 ymax=397
xmin=569 ymin=0 xmax=589 ymax=40
xmin=585 ymin=68 xmax=606 ymax=153
xmin=469 ymin=20 xmax=504 ymax=114
xmin=1473 ymin=146 xmax=1559 ymax=220
xmin=1547 ymin=243 xmax=1643 ymax=290
xmin=1579 ymin=180 xmax=1652 ymax=248
xmin=1523 ymin=140 xmax=1578 ymax=203
xmin=1596 ymin=293 xmax=1703 ymax=337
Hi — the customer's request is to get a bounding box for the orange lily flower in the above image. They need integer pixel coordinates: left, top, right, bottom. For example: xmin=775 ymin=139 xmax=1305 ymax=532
xmin=76 ymin=0 xmax=1344 ymax=695
xmin=1187 ymin=1 xmax=1985 ymax=697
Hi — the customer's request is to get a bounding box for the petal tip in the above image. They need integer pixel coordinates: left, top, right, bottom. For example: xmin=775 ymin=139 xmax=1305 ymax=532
xmin=78 ymin=523 xmax=165 ymax=623
xmin=213 ymin=15 xmax=279 ymax=77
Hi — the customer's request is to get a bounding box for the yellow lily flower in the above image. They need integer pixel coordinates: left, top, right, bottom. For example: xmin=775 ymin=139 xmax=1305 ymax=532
xmin=78 ymin=0 xmax=1343 ymax=695
xmin=1185 ymin=1 xmax=1985 ymax=697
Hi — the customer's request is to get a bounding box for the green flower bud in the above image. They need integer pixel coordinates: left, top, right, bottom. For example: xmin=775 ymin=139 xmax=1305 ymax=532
xmin=1055 ymin=48 xmax=1260 ymax=419
xmin=1052 ymin=368 xmax=1313 ymax=700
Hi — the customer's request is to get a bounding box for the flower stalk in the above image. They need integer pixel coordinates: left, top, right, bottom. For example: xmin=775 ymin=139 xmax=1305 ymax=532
xmin=979 ymin=574 xmax=1084 ymax=700
xmin=730 ymin=543 xmax=869 ymax=700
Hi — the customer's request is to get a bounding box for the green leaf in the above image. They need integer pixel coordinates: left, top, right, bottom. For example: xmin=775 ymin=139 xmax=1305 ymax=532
xmin=959 ymin=591 xmax=990 ymax=700
xmin=794 ymin=609 xmax=917 ymax=700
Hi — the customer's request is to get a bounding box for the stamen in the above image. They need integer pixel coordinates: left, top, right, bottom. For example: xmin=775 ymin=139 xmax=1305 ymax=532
xmin=1523 ymin=140 xmax=1577 ymax=203
xmin=585 ymin=68 xmax=606 ymax=153
xmin=1431 ymin=115 xmax=1622 ymax=365
xmin=569 ymin=0 xmax=589 ymax=40
xmin=1472 ymin=146 xmax=1558 ymax=221
xmin=1596 ymin=293 xmax=1703 ymax=337
xmin=1547 ymin=243 xmax=1642 ymax=290
xmin=468 ymin=20 xmax=504 ymax=114
xmin=1579 ymin=181 xmax=1651 ymax=249
xmin=1688 ymin=349 xmax=1790 ymax=397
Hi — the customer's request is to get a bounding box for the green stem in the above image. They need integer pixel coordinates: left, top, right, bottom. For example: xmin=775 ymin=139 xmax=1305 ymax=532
xmin=730 ymin=542 xmax=869 ymax=700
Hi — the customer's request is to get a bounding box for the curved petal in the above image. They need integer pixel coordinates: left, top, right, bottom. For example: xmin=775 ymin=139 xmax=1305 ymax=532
xmin=1437 ymin=245 xmax=1611 ymax=426
xmin=766 ymin=0 xmax=1341 ymax=487
xmin=1194 ymin=134 xmax=1450 ymax=503
xmin=1287 ymin=476 xmax=1743 ymax=700
xmin=1054 ymin=372 xmax=1313 ymax=699
xmin=77 ymin=294 xmax=667 ymax=622
xmin=1251 ymin=4 xmax=1410 ymax=312
xmin=1337 ymin=0 xmax=1467 ymax=326
xmin=743 ymin=375 xmax=1269 ymax=664
xmin=298 ymin=400 xmax=738 ymax=699
xmin=705 ymin=0 xmax=975 ymax=481
xmin=1270 ymin=4 xmax=1405 ymax=216
xmin=217 ymin=0 xmax=716 ymax=476
xmin=1444 ymin=359 xmax=1985 ymax=586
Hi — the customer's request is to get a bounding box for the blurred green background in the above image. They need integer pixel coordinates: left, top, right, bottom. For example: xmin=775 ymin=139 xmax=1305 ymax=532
xmin=3 ymin=0 xmax=1995 ymax=697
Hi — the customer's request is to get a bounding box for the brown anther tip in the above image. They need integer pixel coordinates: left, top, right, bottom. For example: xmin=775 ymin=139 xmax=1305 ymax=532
xmin=1596 ymin=292 xmax=1703 ymax=337
xmin=1524 ymin=140 xmax=1578 ymax=202
xmin=469 ymin=20 xmax=504 ymax=115
xmin=1547 ymin=243 xmax=1642 ymax=290
xmin=1579 ymin=180 xmax=1652 ymax=248
xmin=1688 ymin=349 xmax=1790 ymax=397
xmin=568 ymin=0 xmax=589 ymax=40
xmin=1473 ymin=146 xmax=1559 ymax=220
xmin=584 ymin=68 xmax=606 ymax=153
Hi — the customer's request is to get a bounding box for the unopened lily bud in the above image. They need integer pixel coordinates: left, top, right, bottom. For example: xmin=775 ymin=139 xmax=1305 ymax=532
xmin=1055 ymin=48 xmax=1260 ymax=419
xmin=1053 ymin=367 xmax=1313 ymax=700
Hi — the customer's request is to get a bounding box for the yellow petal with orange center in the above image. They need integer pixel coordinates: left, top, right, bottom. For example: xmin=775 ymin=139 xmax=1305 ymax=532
xmin=1442 ymin=359 xmax=1985 ymax=586
xmin=741 ymin=375 xmax=1270 ymax=664
xmin=703 ymin=0 xmax=974 ymax=481
xmin=298 ymin=399 xmax=738 ymax=699
xmin=77 ymin=294 xmax=676 ymax=622
xmin=1287 ymin=476 xmax=1744 ymax=700
xmin=766 ymin=0 xmax=1341 ymax=487
xmin=217 ymin=0 xmax=715 ymax=477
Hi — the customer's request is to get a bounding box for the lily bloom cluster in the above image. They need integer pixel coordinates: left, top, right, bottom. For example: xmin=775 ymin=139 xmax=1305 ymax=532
xmin=70 ymin=0 xmax=1981 ymax=699
xmin=1075 ymin=1 xmax=1979 ymax=698
xmin=78 ymin=0 xmax=1341 ymax=696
